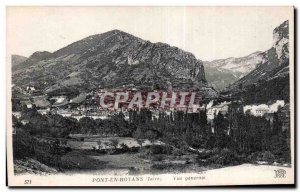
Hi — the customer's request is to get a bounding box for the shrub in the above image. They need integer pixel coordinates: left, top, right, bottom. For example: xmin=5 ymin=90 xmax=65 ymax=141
xmin=96 ymin=149 xmax=107 ymax=154
xmin=120 ymin=143 xmax=129 ymax=152
xmin=207 ymin=148 xmax=241 ymax=166
xmin=262 ymin=151 xmax=275 ymax=163
xmin=150 ymin=163 xmax=187 ymax=172
xmin=129 ymin=147 xmax=140 ymax=153
xmin=64 ymin=147 xmax=72 ymax=153
xmin=216 ymin=148 xmax=238 ymax=165
xmin=138 ymin=152 xmax=148 ymax=159
xmin=152 ymin=154 xmax=164 ymax=161
xmin=59 ymin=151 xmax=105 ymax=169
xmin=248 ymin=151 xmax=275 ymax=163
xmin=128 ymin=167 xmax=140 ymax=175
xmin=148 ymin=145 xmax=172 ymax=155
xmin=151 ymin=163 xmax=165 ymax=170
xmin=172 ymin=148 xmax=183 ymax=156
xmin=150 ymin=145 xmax=163 ymax=154
xmin=13 ymin=129 xmax=35 ymax=159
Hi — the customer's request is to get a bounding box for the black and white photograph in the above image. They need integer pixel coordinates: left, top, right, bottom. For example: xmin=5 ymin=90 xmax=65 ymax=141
xmin=6 ymin=6 xmax=295 ymax=186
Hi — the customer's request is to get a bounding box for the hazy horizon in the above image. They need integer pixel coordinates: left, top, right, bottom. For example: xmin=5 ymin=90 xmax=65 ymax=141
xmin=7 ymin=6 xmax=292 ymax=61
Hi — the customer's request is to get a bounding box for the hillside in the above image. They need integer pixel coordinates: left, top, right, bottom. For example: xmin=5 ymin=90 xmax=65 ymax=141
xmin=12 ymin=51 xmax=52 ymax=72
xmin=203 ymin=51 xmax=263 ymax=90
xmin=11 ymin=55 xmax=27 ymax=67
xmin=12 ymin=30 xmax=217 ymax=98
xmin=204 ymin=66 xmax=239 ymax=91
xmin=226 ymin=20 xmax=290 ymax=103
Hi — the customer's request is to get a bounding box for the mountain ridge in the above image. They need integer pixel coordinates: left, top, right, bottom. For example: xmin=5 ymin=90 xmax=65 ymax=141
xmin=12 ymin=29 xmax=217 ymax=98
xmin=230 ymin=20 xmax=289 ymax=89
xmin=226 ymin=20 xmax=290 ymax=103
xmin=11 ymin=55 xmax=28 ymax=67
xmin=203 ymin=51 xmax=264 ymax=90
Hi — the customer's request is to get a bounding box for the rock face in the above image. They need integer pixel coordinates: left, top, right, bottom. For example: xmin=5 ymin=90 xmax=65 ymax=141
xmin=231 ymin=20 xmax=289 ymax=88
xmin=273 ymin=20 xmax=289 ymax=64
xmin=204 ymin=20 xmax=289 ymax=93
xmin=13 ymin=30 xmax=215 ymax=97
xmin=227 ymin=20 xmax=290 ymax=103
xmin=203 ymin=51 xmax=264 ymax=90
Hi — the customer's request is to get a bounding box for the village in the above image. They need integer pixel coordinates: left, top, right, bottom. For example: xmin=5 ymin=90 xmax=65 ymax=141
xmin=12 ymin=85 xmax=292 ymax=176
xmin=12 ymin=85 xmax=288 ymax=128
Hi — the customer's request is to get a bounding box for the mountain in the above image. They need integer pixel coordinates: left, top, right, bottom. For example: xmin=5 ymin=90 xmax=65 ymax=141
xmin=29 ymin=51 xmax=52 ymax=61
xmin=12 ymin=30 xmax=217 ymax=98
xmin=12 ymin=51 xmax=52 ymax=72
xmin=203 ymin=66 xmax=240 ymax=91
xmin=203 ymin=51 xmax=263 ymax=90
xmin=11 ymin=55 xmax=27 ymax=67
xmin=226 ymin=20 xmax=290 ymax=103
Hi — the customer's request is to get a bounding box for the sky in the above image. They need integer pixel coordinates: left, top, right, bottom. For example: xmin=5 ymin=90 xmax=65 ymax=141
xmin=7 ymin=6 xmax=293 ymax=61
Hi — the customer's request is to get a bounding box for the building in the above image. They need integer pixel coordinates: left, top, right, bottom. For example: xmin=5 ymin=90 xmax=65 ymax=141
xmin=243 ymin=100 xmax=285 ymax=117
xmin=12 ymin=112 xmax=22 ymax=119
xmin=52 ymin=96 xmax=69 ymax=108
xmin=37 ymin=108 xmax=50 ymax=115
xmin=207 ymin=101 xmax=231 ymax=120
xmin=20 ymin=100 xmax=32 ymax=109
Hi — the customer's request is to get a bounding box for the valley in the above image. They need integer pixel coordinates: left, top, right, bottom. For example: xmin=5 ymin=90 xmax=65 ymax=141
xmin=12 ymin=20 xmax=292 ymax=176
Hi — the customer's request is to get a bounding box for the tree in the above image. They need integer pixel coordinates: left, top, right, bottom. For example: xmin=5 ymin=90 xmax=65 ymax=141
xmin=133 ymin=127 xmax=143 ymax=138
xmin=199 ymin=110 xmax=208 ymax=137
xmin=110 ymin=139 xmax=119 ymax=150
xmin=97 ymin=140 xmax=102 ymax=150
xmin=78 ymin=117 xmax=96 ymax=134
xmin=214 ymin=113 xmax=229 ymax=148
xmin=272 ymin=112 xmax=282 ymax=136
xmin=120 ymin=143 xmax=129 ymax=151
xmin=136 ymin=139 xmax=144 ymax=149
xmin=144 ymin=130 xmax=156 ymax=144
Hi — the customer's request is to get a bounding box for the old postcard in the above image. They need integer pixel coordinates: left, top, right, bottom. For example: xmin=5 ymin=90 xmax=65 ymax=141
xmin=6 ymin=6 xmax=295 ymax=186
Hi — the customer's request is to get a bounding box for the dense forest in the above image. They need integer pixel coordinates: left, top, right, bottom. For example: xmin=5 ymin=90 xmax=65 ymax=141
xmin=13 ymin=102 xmax=291 ymax=170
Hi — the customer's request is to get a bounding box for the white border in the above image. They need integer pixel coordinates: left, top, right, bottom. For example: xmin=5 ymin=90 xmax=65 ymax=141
xmin=1 ymin=0 xmax=299 ymax=191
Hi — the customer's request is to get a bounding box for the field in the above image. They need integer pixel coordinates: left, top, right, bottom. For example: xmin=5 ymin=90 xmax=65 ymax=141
xmin=91 ymin=153 xmax=151 ymax=171
xmin=67 ymin=136 xmax=164 ymax=150
xmin=16 ymin=135 xmax=291 ymax=175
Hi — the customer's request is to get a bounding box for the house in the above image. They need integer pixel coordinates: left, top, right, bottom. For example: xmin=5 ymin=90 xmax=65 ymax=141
xmin=26 ymin=86 xmax=35 ymax=91
xmin=37 ymin=108 xmax=50 ymax=115
xmin=243 ymin=100 xmax=285 ymax=117
xmin=12 ymin=112 xmax=21 ymax=119
xmin=21 ymin=119 xmax=29 ymax=125
xmin=199 ymin=100 xmax=213 ymax=111
xmin=188 ymin=104 xmax=200 ymax=113
xmin=33 ymin=96 xmax=51 ymax=108
xmin=255 ymin=107 xmax=269 ymax=116
xmin=52 ymin=96 xmax=69 ymax=107
xmin=69 ymin=93 xmax=87 ymax=106
xmin=20 ymin=100 xmax=32 ymax=109
xmin=207 ymin=101 xmax=231 ymax=120
xmin=269 ymin=100 xmax=285 ymax=113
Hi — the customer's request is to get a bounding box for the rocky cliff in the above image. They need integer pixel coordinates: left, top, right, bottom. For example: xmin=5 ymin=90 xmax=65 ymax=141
xmin=227 ymin=20 xmax=290 ymax=103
